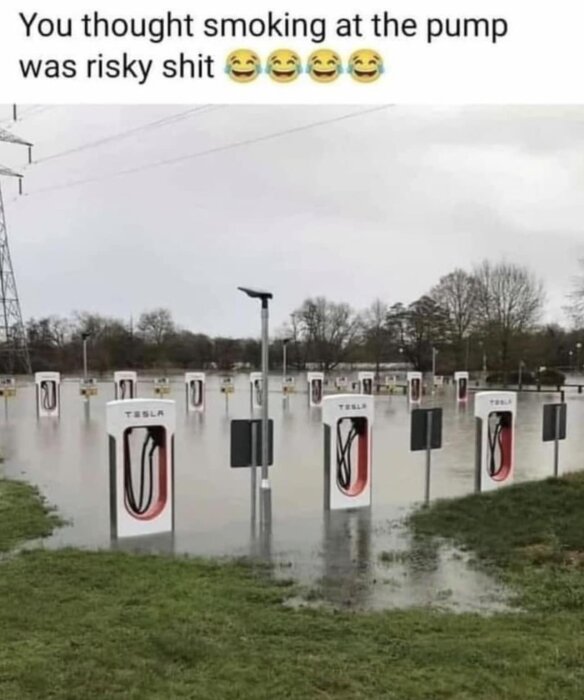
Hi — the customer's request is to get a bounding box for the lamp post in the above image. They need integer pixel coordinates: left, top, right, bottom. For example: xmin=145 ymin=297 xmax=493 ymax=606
xmin=569 ymin=350 xmax=574 ymax=371
xmin=238 ymin=287 xmax=273 ymax=491
xmin=81 ymin=332 xmax=91 ymax=382
xmin=577 ymin=342 xmax=582 ymax=373
xmin=282 ymin=337 xmax=291 ymax=403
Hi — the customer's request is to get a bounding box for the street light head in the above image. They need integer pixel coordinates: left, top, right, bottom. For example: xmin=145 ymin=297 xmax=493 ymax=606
xmin=282 ymin=337 xmax=292 ymax=345
xmin=81 ymin=332 xmax=92 ymax=341
xmin=237 ymin=286 xmax=273 ymax=301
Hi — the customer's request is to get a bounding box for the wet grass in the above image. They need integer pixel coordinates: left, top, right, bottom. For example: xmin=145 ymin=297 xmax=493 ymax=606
xmin=0 ymin=478 xmax=62 ymax=553
xmin=2 ymin=477 xmax=584 ymax=698
xmin=409 ymin=471 xmax=584 ymax=611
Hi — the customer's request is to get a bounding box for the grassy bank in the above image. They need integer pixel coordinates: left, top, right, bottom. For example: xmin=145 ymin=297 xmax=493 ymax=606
xmin=410 ymin=471 xmax=584 ymax=612
xmin=1 ymin=477 xmax=584 ymax=698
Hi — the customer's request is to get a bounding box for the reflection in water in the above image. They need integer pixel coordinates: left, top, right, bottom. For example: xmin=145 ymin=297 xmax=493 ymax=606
xmin=320 ymin=509 xmax=372 ymax=608
xmin=0 ymin=375 xmax=580 ymax=611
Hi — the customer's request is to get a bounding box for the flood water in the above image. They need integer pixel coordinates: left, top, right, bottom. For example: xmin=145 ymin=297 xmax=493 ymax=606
xmin=1 ymin=374 xmax=581 ymax=612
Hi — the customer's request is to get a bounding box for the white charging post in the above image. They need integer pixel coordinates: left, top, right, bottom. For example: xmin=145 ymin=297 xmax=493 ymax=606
xmin=474 ymin=391 xmax=517 ymax=493
xmin=185 ymin=372 xmax=205 ymax=412
xmin=407 ymin=371 xmax=423 ymax=404
xmin=358 ymin=371 xmax=375 ymax=395
xmin=35 ymin=372 xmax=61 ymax=418
xmin=114 ymin=371 xmax=138 ymax=400
xmin=106 ymin=399 xmax=175 ymax=539
xmin=250 ymin=372 xmax=263 ymax=411
xmin=454 ymin=371 xmax=470 ymax=403
xmin=322 ymin=394 xmax=374 ymax=511
xmin=307 ymin=371 xmax=325 ymax=407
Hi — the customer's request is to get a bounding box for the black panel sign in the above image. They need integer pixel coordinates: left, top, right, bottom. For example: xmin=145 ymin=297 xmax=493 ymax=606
xmin=542 ymin=403 xmax=567 ymax=442
xmin=230 ymin=419 xmax=274 ymax=468
xmin=410 ymin=408 xmax=443 ymax=452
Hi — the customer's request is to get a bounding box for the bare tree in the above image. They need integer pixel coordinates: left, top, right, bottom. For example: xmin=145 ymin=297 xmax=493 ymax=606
xmin=361 ymin=299 xmax=391 ymax=377
xmin=294 ymin=297 xmax=360 ymax=370
xmin=137 ymin=308 xmax=175 ymax=346
xmin=387 ymin=297 xmax=449 ymax=370
xmin=430 ymin=269 xmax=478 ymax=365
xmin=473 ymin=260 xmax=545 ymax=371
xmin=564 ymin=258 xmax=584 ymax=328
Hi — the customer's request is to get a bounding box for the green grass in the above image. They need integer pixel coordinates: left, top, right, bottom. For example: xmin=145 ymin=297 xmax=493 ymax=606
xmin=2 ymin=476 xmax=584 ymax=698
xmin=409 ymin=471 xmax=584 ymax=611
xmin=0 ymin=479 xmax=62 ymax=552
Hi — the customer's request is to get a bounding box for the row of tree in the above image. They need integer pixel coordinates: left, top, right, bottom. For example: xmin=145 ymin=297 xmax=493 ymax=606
xmin=16 ymin=259 xmax=584 ymax=376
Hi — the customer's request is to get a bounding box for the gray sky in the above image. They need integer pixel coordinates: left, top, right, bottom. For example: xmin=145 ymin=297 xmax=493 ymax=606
xmin=0 ymin=104 xmax=582 ymax=337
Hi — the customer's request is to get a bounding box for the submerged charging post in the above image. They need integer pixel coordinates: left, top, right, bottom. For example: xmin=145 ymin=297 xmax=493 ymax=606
xmin=307 ymin=371 xmax=324 ymax=407
xmin=410 ymin=408 xmax=443 ymax=505
xmin=474 ymin=391 xmax=517 ymax=493
xmin=358 ymin=371 xmax=375 ymax=395
xmin=114 ymin=371 xmax=138 ymax=400
xmin=454 ymin=371 xmax=469 ymax=403
xmin=407 ymin=371 xmax=423 ymax=404
xmin=542 ymin=402 xmax=567 ymax=477
xmin=185 ymin=372 xmax=205 ymax=413
xmin=322 ymin=395 xmax=374 ymax=511
xmin=249 ymin=372 xmax=263 ymax=411
xmin=106 ymin=399 xmax=175 ymax=539
xmin=35 ymin=372 xmax=61 ymax=418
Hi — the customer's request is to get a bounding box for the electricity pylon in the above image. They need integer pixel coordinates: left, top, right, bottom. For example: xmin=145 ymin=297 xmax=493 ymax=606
xmin=0 ymin=127 xmax=32 ymax=375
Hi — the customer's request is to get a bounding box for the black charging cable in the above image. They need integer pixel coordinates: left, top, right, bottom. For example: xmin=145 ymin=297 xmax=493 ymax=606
xmin=190 ymin=380 xmax=203 ymax=407
xmin=123 ymin=427 xmax=163 ymax=516
xmin=255 ymin=380 xmax=262 ymax=406
xmin=336 ymin=417 xmax=366 ymax=491
xmin=487 ymin=413 xmax=510 ymax=476
xmin=312 ymin=379 xmax=322 ymax=404
xmin=41 ymin=381 xmax=57 ymax=411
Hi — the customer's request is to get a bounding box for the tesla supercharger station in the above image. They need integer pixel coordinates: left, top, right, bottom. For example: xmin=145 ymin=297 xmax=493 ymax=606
xmin=307 ymin=372 xmax=325 ymax=407
xmin=106 ymin=399 xmax=175 ymax=539
xmin=407 ymin=371 xmax=423 ymax=404
xmin=114 ymin=371 xmax=138 ymax=400
xmin=322 ymin=395 xmax=374 ymax=510
xmin=35 ymin=372 xmax=61 ymax=418
xmin=185 ymin=372 xmax=205 ymax=412
xmin=474 ymin=391 xmax=517 ymax=493
xmin=358 ymin=371 xmax=374 ymax=395
xmin=454 ymin=371 xmax=470 ymax=403
xmin=249 ymin=372 xmax=263 ymax=411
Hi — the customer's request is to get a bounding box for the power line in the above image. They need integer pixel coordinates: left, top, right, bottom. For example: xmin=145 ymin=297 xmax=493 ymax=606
xmin=36 ymin=105 xmax=222 ymax=165
xmin=26 ymin=106 xmax=389 ymax=197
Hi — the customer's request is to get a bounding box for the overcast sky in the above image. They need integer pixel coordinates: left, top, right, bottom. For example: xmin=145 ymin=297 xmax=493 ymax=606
xmin=0 ymin=104 xmax=582 ymax=337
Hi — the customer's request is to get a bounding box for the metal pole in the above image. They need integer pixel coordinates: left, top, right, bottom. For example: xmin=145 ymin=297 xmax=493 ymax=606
xmin=250 ymin=421 xmax=258 ymax=532
xmin=424 ymin=411 xmax=432 ymax=506
xmin=282 ymin=341 xmax=287 ymax=404
xmin=553 ymin=405 xmax=561 ymax=478
xmin=261 ymin=299 xmax=270 ymax=490
xmin=83 ymin=338 xmax=88 ymax=381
